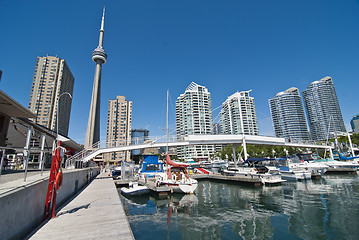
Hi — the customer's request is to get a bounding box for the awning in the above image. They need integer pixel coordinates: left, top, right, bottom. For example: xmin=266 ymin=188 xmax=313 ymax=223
xmin=0 ymin=90 xmax=36 ymax=118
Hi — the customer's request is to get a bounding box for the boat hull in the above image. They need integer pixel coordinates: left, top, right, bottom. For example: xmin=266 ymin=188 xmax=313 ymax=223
xmin=280 ymin=171 xmax=312 ymax=180
xmin=161 ymin=181 xmax=198 ymax=194
xmin=325 ymin=166 xmax=358 ymax=173
xmin=121 ymin=186 xmax=150 ymax=196
xmin=261 ymin=174 xmax=286 ymax=184
xmin=223 ymin=168 xmax=285 ymax=184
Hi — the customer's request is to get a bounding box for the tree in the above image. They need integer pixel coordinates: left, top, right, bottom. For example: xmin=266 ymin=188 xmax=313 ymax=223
xmin=218 ymin=144 xmax=304 ymax=159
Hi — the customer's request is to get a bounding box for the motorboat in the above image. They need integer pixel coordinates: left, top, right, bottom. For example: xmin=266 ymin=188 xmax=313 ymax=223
xmin=286 ymin=154 xmax=329 ymax=178
xmin=277 ymin=166 xmax=312 ymax=180
xmin=331 ymin=150 xmax=359 ymax=166
xmin=139 ymin=155 xmax=164 ymax=179
xmin=222 ymin=158 xmax=286 ymax=184
xmin=211 ymin=158 xmax=229 ymax=169
xmin=111 ymin=166 xmax=121 ymax=180
xmin=312 ymin=157 xmax=359 ymax=173
xmin=198 ymin=160 xmax=212 ymax=169
xmin=273 ymin=157 xmax=312 ymax=180
xmin=156 ymin=155 xmax=198 ymax=194
xmin=121 ymin=182 xmax=150 ymax=196
xmin=185 ymin=159 xmax=201 ymax=168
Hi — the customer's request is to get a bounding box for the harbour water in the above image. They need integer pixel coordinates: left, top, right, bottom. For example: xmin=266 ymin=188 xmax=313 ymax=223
xmin=119 ymin=174 xmax=359 ymax=240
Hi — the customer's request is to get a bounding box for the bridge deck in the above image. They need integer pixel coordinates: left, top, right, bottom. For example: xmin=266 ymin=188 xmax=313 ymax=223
xmin=29 ymin=172 xmax=134 ymax=240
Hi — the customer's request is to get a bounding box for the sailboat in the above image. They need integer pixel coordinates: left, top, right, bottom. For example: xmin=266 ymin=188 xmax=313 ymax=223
xmin=156 ymin=155 xmax=198 ymax=194
xmin=155 ymin=90 xmax=198 ymax=194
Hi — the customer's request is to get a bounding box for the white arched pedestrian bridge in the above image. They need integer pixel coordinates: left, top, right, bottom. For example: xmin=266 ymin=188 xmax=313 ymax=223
xmin=65 ymin=134 xmax=338 ymax=168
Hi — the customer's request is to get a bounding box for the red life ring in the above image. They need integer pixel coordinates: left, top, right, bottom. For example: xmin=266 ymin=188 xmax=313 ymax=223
xmin=55 ymin=171 xmax=63 ymax=190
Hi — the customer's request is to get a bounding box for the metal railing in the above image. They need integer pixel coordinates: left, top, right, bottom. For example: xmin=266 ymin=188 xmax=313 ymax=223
xmin=64 ymin=134 xmax=335 ymax=169
xmin=65 ymin=135 xmax=178 ymax=169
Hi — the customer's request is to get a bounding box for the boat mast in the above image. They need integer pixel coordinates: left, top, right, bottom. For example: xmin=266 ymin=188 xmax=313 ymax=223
xmin=324 ymin=116 xmax=332 ymax=158
xmin=166 ymin=89 xmax=169 ymax=154
xmin=347 ymin=132 xmax=355 ymax=157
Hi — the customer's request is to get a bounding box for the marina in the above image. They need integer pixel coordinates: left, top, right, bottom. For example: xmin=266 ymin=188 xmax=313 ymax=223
xmin=1 ymin=153 xmax=359 ymax=239
xmin=120 ymin=173 xmax=359 ymax=240
xmin=1 ymin=1 xmax=359 ymax=240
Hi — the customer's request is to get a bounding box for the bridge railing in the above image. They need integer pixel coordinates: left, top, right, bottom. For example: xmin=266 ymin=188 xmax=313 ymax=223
xmin=64 ymin=134 xmax=331 ymax=169
xmin=65 ymin=135 xmax=178 ymax=169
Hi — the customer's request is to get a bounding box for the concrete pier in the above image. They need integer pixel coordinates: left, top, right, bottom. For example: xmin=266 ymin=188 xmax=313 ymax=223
xmin=29 ymin=173 xmax=134 ymax=240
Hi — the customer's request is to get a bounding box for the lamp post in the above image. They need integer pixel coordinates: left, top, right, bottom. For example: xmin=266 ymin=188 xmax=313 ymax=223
xmin=56 ymin=92 xmax=72 ymax=139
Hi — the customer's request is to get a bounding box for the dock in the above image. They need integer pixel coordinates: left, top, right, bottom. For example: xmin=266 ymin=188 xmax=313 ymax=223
xmin=29 ymin=172 xmax=134 ymax=240
xmin=114 ymin=178 xmax=171 ymax=197
xmin=114 ymin=173 xmax=263 ymax=195
xmin=192 ymin=173 xmax=263 ymax=185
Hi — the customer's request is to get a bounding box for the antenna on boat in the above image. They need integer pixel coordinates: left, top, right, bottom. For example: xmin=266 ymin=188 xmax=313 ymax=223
xmin=166 ymin=89 xmax=169 ymax=154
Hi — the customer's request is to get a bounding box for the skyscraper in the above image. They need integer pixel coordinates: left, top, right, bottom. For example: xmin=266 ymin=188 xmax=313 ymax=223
xmin=302 ymin=76 xmax=346 ymax=141
xmin=350 ymin=115 xmax=359 ymax=134
xmin=106 ymin=96 xmax=132 ymax=162
xmin=176 ymin=82 xmax=214 ymax=160
xmin=28 ymin=55 xmax=74 ymax=136
xmin=269 ymin=87 xmax=309 ymax=141
xmin=131 ymin=129 xmax=149 ymax=162
xmin=220 ymin=90 xmax=259 ymax=135
xmin=85 ymin=7 xmax=107 ymax=149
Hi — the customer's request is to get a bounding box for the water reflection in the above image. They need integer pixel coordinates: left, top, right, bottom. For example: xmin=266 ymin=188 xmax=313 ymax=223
xmin=119 ymin=174 xmax=359 ymax=240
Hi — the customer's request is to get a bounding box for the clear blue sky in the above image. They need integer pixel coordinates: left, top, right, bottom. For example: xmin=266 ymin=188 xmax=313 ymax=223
xmin=1 ymin=0 xmax=359 ymax=144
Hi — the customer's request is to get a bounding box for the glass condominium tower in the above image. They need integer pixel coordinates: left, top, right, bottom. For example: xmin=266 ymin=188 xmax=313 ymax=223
xmin=269 ymin=87 xmax=310 ymax=141
xmin=28 ymin=55 xmax=74 ymax=136
xmin=302 ymin=76 xmax=346 ymax=141
xmin=220 ymin=90 xmax=259 ymax=135
xmin=176 ymin=82 xmax=214 ymax=160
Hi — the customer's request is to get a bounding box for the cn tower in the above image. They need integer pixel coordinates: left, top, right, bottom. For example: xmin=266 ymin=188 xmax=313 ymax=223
xmin=85 ymin=7 xmax=107 ymax=149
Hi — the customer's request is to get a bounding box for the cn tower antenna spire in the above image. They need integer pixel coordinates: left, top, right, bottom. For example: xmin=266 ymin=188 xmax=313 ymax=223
xmin=99 ymin=6 xmax=105 ymax=47
xmin=85 ymin=7 xmax=108 ymax=149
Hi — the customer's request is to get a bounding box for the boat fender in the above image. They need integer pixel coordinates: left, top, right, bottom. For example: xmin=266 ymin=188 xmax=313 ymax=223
xmin=55 ymin=170 xmax=63 ymax=190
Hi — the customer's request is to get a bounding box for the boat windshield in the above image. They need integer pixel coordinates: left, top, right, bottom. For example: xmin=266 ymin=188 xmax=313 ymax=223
xmin=144 ymin=164 xmax=162 ymax=172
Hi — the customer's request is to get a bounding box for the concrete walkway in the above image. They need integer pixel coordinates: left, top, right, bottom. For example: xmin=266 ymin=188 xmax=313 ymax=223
xmin=0 ymin=170 xmax=50 ymax=196
xmin=29 ymin=172 xmax=134 ymax=240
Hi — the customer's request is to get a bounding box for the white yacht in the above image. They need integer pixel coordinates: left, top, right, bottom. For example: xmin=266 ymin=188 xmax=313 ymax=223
xmin=223 ymin=158 xmax=285 ymax=184
xmin=121 ymin=182 xmax=150 ymax=196
xmin=286 ymin=154 xmax=329 ymax=178
xmin=312 ymin=158 xmax=359 ymax=173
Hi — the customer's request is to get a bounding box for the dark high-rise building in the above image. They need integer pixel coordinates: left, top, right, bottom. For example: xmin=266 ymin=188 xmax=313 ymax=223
xmin=350 ymin=115 xmax=359 ymax=134
xmin=131 ymin=129 xmax=149 ymax=162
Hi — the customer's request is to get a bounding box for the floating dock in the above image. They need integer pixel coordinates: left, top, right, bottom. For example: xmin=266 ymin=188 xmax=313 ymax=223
xmin=114 ymin=178 xmax=171 ymax=197
xmin=115 ymin=173 xmax=263 ymax=193
xmin=192 ymin=173 xmax=263 ymax=186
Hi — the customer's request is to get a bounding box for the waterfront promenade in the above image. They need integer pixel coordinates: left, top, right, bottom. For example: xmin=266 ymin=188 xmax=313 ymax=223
xmin=0 ymin=170 xmax=50 ymax=195
xmin=29 ymin=172 xmax=134 ymax=240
